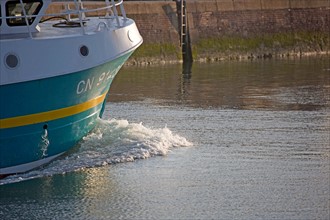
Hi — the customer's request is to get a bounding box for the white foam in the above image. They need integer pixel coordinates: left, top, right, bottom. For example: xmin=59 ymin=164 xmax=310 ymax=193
xmin=78 ymin=118 xmax=192 ymax=164
xmin=0 ymin=118 xmax=192 ymax=185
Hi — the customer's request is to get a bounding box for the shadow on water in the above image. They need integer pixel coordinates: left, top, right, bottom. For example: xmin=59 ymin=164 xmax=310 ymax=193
xmin=110 ymin=56 xmax=330 ymax=111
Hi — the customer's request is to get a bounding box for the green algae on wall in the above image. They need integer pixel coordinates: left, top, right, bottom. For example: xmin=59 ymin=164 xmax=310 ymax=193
xmin=192 ymin=31 xmax=329 ymax=61
xmin=128 ymin=31 xmax=329 ymax=64
xmin=128 ymin=43 xmax=182 ymax=64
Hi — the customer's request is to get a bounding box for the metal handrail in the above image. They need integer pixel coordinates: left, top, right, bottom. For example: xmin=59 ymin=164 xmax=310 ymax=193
xmin=0 ymin=0 xmax=127 ymax=36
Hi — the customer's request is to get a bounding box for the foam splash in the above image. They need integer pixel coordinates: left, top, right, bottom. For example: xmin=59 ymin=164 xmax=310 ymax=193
xmin=60 ymin=118 xmax=192 ymax=169
xmin=0 ymin=119 xmax=192 ymax=185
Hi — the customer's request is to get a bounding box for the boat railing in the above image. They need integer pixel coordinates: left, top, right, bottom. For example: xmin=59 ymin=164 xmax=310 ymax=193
xmin=0 ymin=0 xmax=127 ymax=37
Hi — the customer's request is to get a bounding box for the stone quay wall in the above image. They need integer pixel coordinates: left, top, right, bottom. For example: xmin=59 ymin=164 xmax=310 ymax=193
xmin=49 ymin=1 xmax=330 ymax=63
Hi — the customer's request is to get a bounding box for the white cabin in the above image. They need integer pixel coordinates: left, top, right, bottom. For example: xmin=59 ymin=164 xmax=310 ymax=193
xmin=0 ymin=0 xmax=51 ymax=35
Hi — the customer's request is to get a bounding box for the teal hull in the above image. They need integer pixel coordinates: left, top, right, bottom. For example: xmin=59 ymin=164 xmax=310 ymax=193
xmin=0 ymin=52 xmax=132 ymax=174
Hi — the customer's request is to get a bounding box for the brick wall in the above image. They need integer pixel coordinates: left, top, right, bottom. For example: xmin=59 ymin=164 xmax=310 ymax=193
xmin=48 ymin=1 xmax=330 ymax=61
xmin=124 ymin=1 xmax=179 ymax=44
xmin=49 ymin=1 xmax=329 ymax=43
xmin=49 ymin=1 xmax=330 ymax=42
xmin=186 ymin=2 xmax=330 ymax=41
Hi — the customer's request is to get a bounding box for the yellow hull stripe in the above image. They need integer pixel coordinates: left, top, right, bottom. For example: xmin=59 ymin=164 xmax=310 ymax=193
xmin=0 ymin=93 xmax=107 ymax=129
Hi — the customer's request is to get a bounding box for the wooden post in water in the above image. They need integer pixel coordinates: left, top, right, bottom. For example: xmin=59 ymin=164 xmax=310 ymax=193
xmin=178 ymin=0 xmax=192 ymax=64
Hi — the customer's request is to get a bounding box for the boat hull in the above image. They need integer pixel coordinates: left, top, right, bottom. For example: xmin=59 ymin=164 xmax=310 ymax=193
xmin=0 ymin=52 xmax=132 ymax=175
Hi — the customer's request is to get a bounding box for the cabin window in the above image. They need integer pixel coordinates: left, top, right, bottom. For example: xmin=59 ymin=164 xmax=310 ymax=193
xmin=6 ymin=0 xmax=43 ymax=26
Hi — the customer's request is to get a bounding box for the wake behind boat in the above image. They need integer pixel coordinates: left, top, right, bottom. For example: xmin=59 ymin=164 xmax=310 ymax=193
xmin=0 ymin=0 xmax=143 ymax=176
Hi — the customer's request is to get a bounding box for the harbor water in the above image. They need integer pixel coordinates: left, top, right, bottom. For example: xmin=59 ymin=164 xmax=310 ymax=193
xmin=0 ymin=57 xmax=329 ymax=219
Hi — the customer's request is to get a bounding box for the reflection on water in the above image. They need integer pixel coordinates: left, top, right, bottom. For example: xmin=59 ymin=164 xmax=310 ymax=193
xmin=110 ymin=57 xmax=330 ymax=111
xmin=1 ymin=56 xmax=329 ymax=220
xmin=0 ymin=169 xmax=119 ymax=219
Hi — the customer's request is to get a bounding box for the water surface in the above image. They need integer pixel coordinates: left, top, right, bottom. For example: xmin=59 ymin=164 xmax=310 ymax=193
xmin=1 ymin=57 xmax=329 ymax=220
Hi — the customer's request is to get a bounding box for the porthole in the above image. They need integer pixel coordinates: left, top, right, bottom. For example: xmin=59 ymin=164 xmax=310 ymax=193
xmin=5 ymin=53 xmax=19 ymax=69
xmin=80 ymin=45 xmax=89 ymax=57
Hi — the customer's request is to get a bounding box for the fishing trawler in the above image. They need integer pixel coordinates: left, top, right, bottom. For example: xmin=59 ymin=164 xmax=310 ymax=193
xmin=0 ymin=0 xmax=142 ymax=176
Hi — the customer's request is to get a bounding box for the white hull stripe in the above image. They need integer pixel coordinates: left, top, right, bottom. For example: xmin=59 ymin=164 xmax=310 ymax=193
xmin=0 ymin=153 xmax=63 ymax=175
